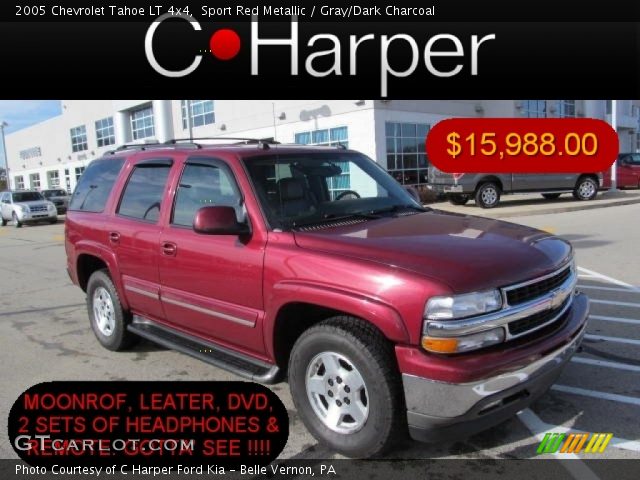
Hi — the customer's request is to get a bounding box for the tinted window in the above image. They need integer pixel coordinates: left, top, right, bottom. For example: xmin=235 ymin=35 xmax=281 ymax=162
xmin=69 ymin=158 xmax=125 ymax=212
xmin=172 ymin=160 xmax=242 ymax=227
xmin=13 ymin=192 xmax=44 ymax=202
xmin=117 ymin=163 xmax=171 ymax=222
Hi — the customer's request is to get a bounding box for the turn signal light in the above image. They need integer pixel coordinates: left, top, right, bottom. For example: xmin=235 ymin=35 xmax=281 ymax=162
xmin=421 ymin=337 xmax=459 ymax=353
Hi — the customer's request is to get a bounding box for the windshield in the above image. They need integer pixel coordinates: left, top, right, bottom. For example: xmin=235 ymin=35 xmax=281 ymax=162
xmin=243 ymin=151 xmax=423 ymax=230
xmin=13 ymin=191 xmax=44 ymax=202
xmin=43 ymin=190 xmax=67 ymax=198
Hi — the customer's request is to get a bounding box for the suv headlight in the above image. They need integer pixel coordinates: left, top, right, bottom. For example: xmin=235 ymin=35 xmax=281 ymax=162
xmin=47 ymin=203 xmax=56 ymax=211
xmin=422 ymin=290 xmax=504 ymax=353
xmin=425 ymin=289 xmax=502 ymax=320
xmin=17 ymin=205 xmax=29 ymax=213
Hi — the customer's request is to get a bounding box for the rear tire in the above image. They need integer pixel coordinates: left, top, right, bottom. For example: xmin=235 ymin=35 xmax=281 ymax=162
xmin=573 ymin=177 xmax=598 ymax=201
xmin=86 ymin=269 xmax=137 ymax=351
xmin=475 ymin=182 xmax=501 ymax=208
xmin=449 ymin=194 xmax=470 ymax=206
xmin=542 ymin=193 xmax=561 ymax=200
xmin=288 ymin=317 xmax=405 ymax=458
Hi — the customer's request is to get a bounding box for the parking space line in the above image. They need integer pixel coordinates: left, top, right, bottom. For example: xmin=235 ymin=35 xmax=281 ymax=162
xmin=517 ymin=409 xmax=600 ymax=479
xmin=578 ymin=284 xmax=640 ymax=294
xmin=585 ymin=333 xmax=640 ymax=346
xmin=589 ymin=314 xmax=640 ymax=325
xmin=589 ymin=299 xmax=640 ymax=308
xmin=585 ymin=334 xmax=640 ymax=346
xmin=571 ymin=356 xmax=640 ymax=373
xmin=518 ymin=409 xmax=640 ymax=454
xmin=551 ymin=385 xmax=640 ymax=407
xmin=577 ymin=267 xmax=639 ymax=292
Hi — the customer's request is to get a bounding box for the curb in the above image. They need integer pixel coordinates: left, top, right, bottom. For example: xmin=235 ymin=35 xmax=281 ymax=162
xmin=429 ymin=195 xmax=640 ymax=219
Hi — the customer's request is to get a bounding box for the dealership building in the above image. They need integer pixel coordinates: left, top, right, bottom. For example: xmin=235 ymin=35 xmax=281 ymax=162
xmin=4 ymin=100 xmax=640 ymax=194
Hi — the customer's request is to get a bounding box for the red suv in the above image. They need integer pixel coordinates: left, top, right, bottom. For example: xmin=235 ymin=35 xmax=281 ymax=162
xmin=602 ymin=153 xmax=640 ymax=189
xmin=65 ymin=140 xmax=588 ymax=457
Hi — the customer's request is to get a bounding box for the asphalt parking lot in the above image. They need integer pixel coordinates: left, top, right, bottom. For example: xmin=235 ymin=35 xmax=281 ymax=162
xmin=0 ymin=204 xmax=639 ymax=464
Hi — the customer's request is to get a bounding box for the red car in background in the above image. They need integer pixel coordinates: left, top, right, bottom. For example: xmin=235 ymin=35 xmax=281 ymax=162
xmin=602 ymin=153 xmax=640 ymax=189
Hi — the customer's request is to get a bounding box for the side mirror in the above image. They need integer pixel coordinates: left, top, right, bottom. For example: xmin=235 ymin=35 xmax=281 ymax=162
xmin=404 ymin=186 xmax=421 ymax=203
xmin=193 ymin=206 xmax=250 ymax=236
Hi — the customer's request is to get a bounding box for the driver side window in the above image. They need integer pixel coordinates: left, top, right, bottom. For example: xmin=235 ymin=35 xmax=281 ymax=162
xmin=172 ymin=160 xmax=243 ymax=227
xmin=117 ymin=162 xmax=172 ymax=223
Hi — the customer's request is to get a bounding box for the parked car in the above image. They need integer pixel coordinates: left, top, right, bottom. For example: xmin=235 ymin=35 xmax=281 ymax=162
xmin=602 ymin=153 xmax=640 ymax=189
xmin=1 ymin=190 xmax=58 ymax=227
xmin=41 ymin=188 xmax=70 ymax=214
xmin=66 ymin=140 xmax=588 ymax=457
xmin=427 ymin=167 xmax=603 ymax=208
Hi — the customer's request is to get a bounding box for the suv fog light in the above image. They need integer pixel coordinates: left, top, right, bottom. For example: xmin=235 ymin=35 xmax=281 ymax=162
xmin=421 ymin=327 xmax=505 ymax=353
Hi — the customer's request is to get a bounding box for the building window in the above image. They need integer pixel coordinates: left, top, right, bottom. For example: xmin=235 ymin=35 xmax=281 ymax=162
xmin=95 ymin=117 xmax=116 ymax=147
xmin=70 ymin=125 xmax=88 ymax=152
xmin=47 ymin=170 xmax=60 ymax=188
xmin=295 ymin=127 xmax=350 ymax=198
xmin=555 ymin=100 xmax=576 ymax=118
xmin=75 ymin=166 xmax=85 ymax=182
xmin=30 ymin=173 xmax=41 ymax=190
xmin=15 ymin=176 xmax=24 ymax=190
xmin=385 ymin=122 xmax=430 ymax=185
xmin=521 ymin=100 xmax=547 ymax=118
xmin=181 ymin=100 xmax=215 ymax=129
xmin=130 ymin=106 xmax=155 ymax=140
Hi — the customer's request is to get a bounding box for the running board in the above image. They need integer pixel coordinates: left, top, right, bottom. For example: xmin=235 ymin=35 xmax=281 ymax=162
xmin=128 ymin=317 xmax=281 ymax=384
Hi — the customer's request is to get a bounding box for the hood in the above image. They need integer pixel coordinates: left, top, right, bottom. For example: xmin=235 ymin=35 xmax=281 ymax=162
xmin=292 ymin=210 xmax=572 ymax=293
xmin=17 ymin=200 xmax=51 ymax=208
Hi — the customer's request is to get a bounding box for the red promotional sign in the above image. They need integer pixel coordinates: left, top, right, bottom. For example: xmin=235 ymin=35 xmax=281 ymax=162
xmin=426 ymin=118 xmax=619 ymax=173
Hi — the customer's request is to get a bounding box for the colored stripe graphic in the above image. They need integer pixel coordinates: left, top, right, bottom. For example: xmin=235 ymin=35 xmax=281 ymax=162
xmin=537 ymin=433 xmax=566 ymax=454
xmin=539 ymin=433 xmax=613 ymax=454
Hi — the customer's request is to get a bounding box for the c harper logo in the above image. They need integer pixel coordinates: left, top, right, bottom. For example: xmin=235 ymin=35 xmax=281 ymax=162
xmin=144 ymin=13 xmax=497 ymax=96
xmin=537 ymin=432 xmax=613 ymax=454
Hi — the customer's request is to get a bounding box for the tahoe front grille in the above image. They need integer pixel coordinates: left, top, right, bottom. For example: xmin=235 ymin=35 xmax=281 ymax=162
xmin=507 ymin=297 xmax=570 ymax=336
xmin=505 ymin=265 xmax=572 ymax=306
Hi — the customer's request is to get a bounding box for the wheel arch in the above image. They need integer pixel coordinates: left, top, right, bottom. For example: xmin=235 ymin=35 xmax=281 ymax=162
xmin=267 ymin=285 xmax=409 ymax=372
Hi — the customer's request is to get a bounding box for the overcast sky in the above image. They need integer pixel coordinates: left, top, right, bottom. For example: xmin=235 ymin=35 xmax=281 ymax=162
xmin=0 ymin=100 xmax=62 ymax=169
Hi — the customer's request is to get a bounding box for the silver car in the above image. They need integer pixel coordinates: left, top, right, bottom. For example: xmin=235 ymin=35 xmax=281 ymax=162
xmin=41 ymin=188 xmax=70 ymax=214
xmin=0 ymin=190 xmax=58 ymax=228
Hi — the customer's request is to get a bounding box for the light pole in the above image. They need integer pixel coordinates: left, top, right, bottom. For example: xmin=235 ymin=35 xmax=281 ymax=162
xmin=610 ymin=100 xmax=618 ymax=192
xmin=0 ymin=121 xmax=9 ymax=190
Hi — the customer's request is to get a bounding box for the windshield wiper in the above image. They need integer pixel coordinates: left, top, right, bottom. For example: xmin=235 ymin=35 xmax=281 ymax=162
xmin=369 ymin=204 xmax=428 ymax=216
xmin=291 ymin=211 xmax=381 ymax=228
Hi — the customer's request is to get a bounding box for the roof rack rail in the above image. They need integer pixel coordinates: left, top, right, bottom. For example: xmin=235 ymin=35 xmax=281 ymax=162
xmin=106 ymin=141 xmax=203 ymax=155
xmin=167 ymin=137 xmax=280 ymax=150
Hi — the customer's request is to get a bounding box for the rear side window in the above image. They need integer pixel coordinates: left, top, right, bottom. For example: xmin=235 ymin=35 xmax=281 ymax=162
xmin=117 ymin=162 xmax=172 ymax=223
xmin=69 ymin=158 xmax=125 ymax=212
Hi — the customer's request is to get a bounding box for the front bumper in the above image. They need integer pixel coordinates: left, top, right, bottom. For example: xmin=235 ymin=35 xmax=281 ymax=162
xmin=403 ymin=292 xmax=588 ymax=442
xmin=427 ymin=184 xmax=466 ymax=194
xmin=16 ymin=211 xmax=58 ymax=223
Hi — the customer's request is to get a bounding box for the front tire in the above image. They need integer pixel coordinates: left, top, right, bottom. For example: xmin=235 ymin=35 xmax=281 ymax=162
xmin=475 ymin=182 xmax=501 ymax=208
xmin=449 ymin=194 xmax=470 ymax=206
xmin=573 ymin=177 xmax=598 ymax=201
xmin=12 ymin=212 xmax=22 ymax=228
xmin=1 ymin=216 xmax=6 ymax=226
xmin=288 ymin=317 xmax=405 ymax=458
xmin=86 ymin=269 xmax=137 ymax=351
